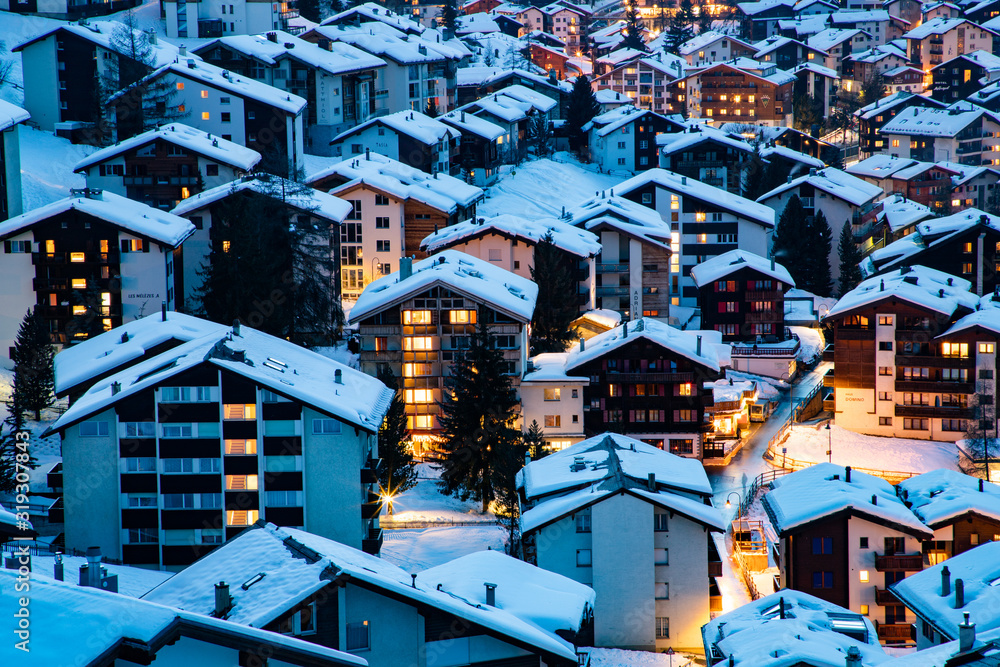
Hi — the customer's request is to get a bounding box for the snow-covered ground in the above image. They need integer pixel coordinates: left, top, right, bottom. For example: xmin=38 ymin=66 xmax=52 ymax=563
xmin=779 ymin=422 xmax=961 ymax=474
xmin=382 ymin=464 xmax=496 ymax=523
xmin=380 ymin=525 xmax=507 ymax=572
xmin=583 ymin=647 xmax=700 ymax=666
xmin=789 ymin=326 xmax=824 ymax=365
xmin=312 ymin=342 xmax=360 ymax=370
xmin=478 ymin=153 xmax=621 ymax=218
xmin=725 ymin=369 xmax=788 ymax=402
xmin=18 ymin=125 xmax=94 ymax=211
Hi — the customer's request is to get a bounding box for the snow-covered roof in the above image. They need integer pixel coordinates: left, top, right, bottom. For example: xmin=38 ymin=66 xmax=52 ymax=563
xmin=492 ymin=84 xmax=559 ymax=113
xmin=891 ymin=160 xmax=960 ymax=181
xmin=565 ymin=317 xmax=721 ymax=375
xmin=880 ymin=104 xmax=1000 ymax=138
xmin=112 ymin=59 xmax=306 ymax=114
xmin=49 ymin=323 xmax=393 ymax=435
xmin=758 ymin=166 xmax=882 ymax=207
xmin=75 ymin=123 xmax=261 ymax=174
xmin=808 ymin=28 xmax=871 ymax=51
xmin=903 ymin=16 xmax=975 ymax=39
xmin=0 ymin=503 xmax=31 ymax=534
xmin=888 ymin=627 xmax=1000 ymax=667
xmin=170 ymin=175 xmax=352 ymax=222
xmin=760 ymin=143 xmax=826 ymax=168
xmin=826 ymin=265 xmax=977 ymax=320
xmin=522 ymin=352 xmax=591 ymax=383
xmin=333 ymin=109 xmax=459 ymax=146
xmin=847 ymin=154 xmax=921 ymax=180
xmin=307 ymin=151 xmax=483 ymax=212
xmin=0 ymin=99 xmax=29 ymax=132
xmin=306 ymin=22 xmax=467 ymax=65
xmin=868 ymin=209 xmax=1000 ymax=273
xmin=694 ymin=58 xmax=797 ymax=86
xmin=702 ymin=590 xmax=886 ymax=667
xmin=463 ymin=94 xmax=533 ymax=123
xmin=14 ymin=21 xmax=192 ymax=68
xmin=876 ymin=194 xmax=934 ymax=233
xmin=454 ymin=66 xmax=571 ymax=93
xmin=583 ymin=105 xmax=675 ymax=137
xmin=4 ymin=570 xmax=364 ymax=667
xmin=350 ymin=249 xmax=538 ymax=324
xmin=657 ymin=124 xmax=754 ymax=155
xmin=420 ymin=213 xmax=600 ymax=257
xmin=898 ymin=470 xmax=1000 ymax=529
xmin=933 ymin=49 xmax=1000 ymax=72
xmin=455 ymin=12 xmax=501 ymax=34
xmin=616 ymin=168 xmax=777 ymax=228
xmin=54 ymin=312 xmax=228 ymax=396
xmin=890 ymin=541 xmax=1000 ymax=640
xmin=438 ymin=107 xmax=505 ymax=140
xmin=321 ymin=1 xmax=427 ymax=34
xmin=883 ymin=64 xmax=924 ymax=78
xmin=0 ymin=190 xmax=195 ymax=247
xmin=856 ymin=90 xmax=946 ymax=120
xmin=832 ymin=8 xmax=891 ymax=23
xmin=762 ymin=463 xmax=934 ymax=537
xmin=565 ymin=195 xmax=674 ymax=251
xmin=143 ymin=523 xmax=582 ymax=661
xmin=195 ymin=30 xmax=385 ymax=76
xmin=690 ymin=249 xmax=795 ymax=288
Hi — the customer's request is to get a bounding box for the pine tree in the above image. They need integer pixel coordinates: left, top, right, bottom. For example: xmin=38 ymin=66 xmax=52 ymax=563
xmin=8 ymin=309 xmax=54 ymax=422
xmin=988 ymin=185 xmax=1000 ymax=216
xmin=805 ymin=209 xmax=833 ymax=297
xmin=297 ymin=0 xmax=322 ymax=23
xmin=961 ymin=381 xmax=1000 ymax=481
xmin=771 ymin=195 xmax=808 ymax=287
xmin=492 ymin=431 xmax=527 ymax=555
xmin=376 ymin=365 xmax=417 ymax=513
xmin=523 ymin=420 xmax=546 ymax=460
xmin=437 ymin=323 xmax=522 ymax=512
xmin=530 ymin=232 xmax=579 ymax=354
xmin=424 ymin=99 xmax=439 ymax=118
xmin=566 ymin=75 xmax=600 ymax=152
xmin=621 ymin=0 xmax=647 ymax=51
xmin=697 ymin=7 xmax=713 ymax=34
xmin=527 ymin=113 xmax=552 ymax=157
xmin=440 ymin=0 xmax=459 ymax=36
xmin=861 ymin=71 xmax=887 ymax=106
xmin=741 ymin=145 xmax=769 ymax=200
xmin=663 ymin=0 xmax=694 ymax=55
xmin=196 ymin=176 xmax=343 ymax=343
xmin=0 ymin=415 xmax=35 ymax=495
xmin=821 ymin=145 xmax=844 ymax=170
xmin=837 ymin=222 xmax=863 ymax=296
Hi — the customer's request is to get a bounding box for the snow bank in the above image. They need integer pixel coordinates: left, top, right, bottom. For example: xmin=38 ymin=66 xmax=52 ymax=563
xmin=18 ymin=125 xmax=93 ymax=211
xmin=789 ymin=326 xmax=824 ymax=364
xmin=478 ymin=154 xmax=621 ymax=218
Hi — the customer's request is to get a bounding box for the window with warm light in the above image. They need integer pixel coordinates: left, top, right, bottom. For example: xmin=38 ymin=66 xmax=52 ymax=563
xmin=226 ymin=475 xmax=258 ymax=490
xmin=941 ymin=342 xmax=968 ymax=358
xmin=227 ymin=509 xmax=259 ymax=526
xmin=225 ymin=439 xmax=257 ymax=455
xmin=859 ymin=570 xmax=869 ymax=583
xmin=222 ymin=240 xmax=231 ymax=253
xmin=177 ymin=82 xmax=185 ymax=90
xmin=980 ymin=343 xmax=995 ymax=354
xmin=201 ymin=90 xmax=208 ymax=98
xmin=449 ymin=310 xmax=476 ymax=324
xmin=698 ymin=234 xmax=707 ymax=243
xmin=695 ymin=212 xmax=706 ymax=222
xmin=544 ymin=388 xmax=561 ymax=401
xmin=405 ymin=389 xmax=435 ymax=403
xmin=670 ymin=195 xmax=679 ymax=210
xmin=403 ymin=310 xmax=432 ymax=324
xmin=403 ymin=363 xmax=432 ymax=377
xmin=181 ymin=187 xmax=190 ymax=199
xmin=72 ymin=305 xmax=87 ymax=315
xmin=403 ymin=336 xmax=433 ymax=351
xmin=71 ymin=278 xmax=87 ymax=289
xmin=223 ymin=404 xmax=257 ymax=420
xmin=202 ymin=112 xmax=210 ymax=120
xmin=70 ymin=252 xmax=85 ymax=262
xmin=679 ymin=383 xmax=692 ymax=396
xmin=408 ymin=415 xmax=433 ymax=429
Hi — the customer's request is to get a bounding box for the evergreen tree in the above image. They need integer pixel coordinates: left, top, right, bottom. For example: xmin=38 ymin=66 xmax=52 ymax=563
xmin=566 ymin=75 xmax=600 ymax=152
xmin=8 ymin=309 xmax=54 ymax=422
xmin=523 ymin=420 xmax=546 ymax=460
xmin=697 ymin=7 xmax=713 ymax=34
xmin=821 ymin=145 xmax=843 ymax=170
xmin=0 ymin=415 xmax=35 ymax=495
xmin=792 ymin=90 xmax=824 ymax=133
xmin=196 ymin=175 xmax=343 ymax=344
xmin=376 ymin=365 xmax=417 ymax=513
xmin=988 ymin=184 xmax=1000 ymax=216
xmin=805 ymin=209 xmax=833 ymax=297
xmin=297 ymin=0 xmax=322 ymax=23
xmin=621 ymin=0 xmax=647 ymax=51
xmin=424 ymin=98 xmax=439 ymax=118
xmin=860 ymin=71 xmax=887 ymax=106
xmin=530 ymin=232 xmax=579 ymax=354
xmin=663 ymin=8 xmax=693 ymax=55
xmin=961 ymin=388 xmax=1000 ymax=481
xmin=527 ymin=113 xmax=552 ymax=157
xmin=492 ymin=430 xmax=527 ymax=555
xmin=837 ymin=222 xmax=863 ymax=296
xmin=436 ymin=322 xmax=521 ymax=512
xmin=771 ymin=195 xmax=808 ymax=286
xmin=440 ymin=0 xmax=460 ymax=36
xmin=741 ymin=144 xmax=783 ymax=200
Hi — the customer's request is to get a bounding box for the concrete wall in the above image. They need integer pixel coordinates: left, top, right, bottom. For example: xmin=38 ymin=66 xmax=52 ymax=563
xmin=3 ymin=124 xmax=23 ymax=218
xmin=846 ymin=516 xmax=924 ymax=625
xmin=120 ymin=240 xmax=173 ymax=320
xmin=0 ymin=231 xmax=36 ymax=365
xmin=656 ymin=510 xmax=710 ymax=651
xmin=343 ymin=583 xmax=423 ymax=667
xmin=63 ymin=409 xmax=122 ymax=559
xmin=20 ymin=37 xmax=59 ymax=132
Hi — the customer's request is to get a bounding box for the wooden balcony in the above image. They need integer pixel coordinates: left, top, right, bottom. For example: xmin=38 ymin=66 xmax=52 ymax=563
xmin=612 ymin=372 xmax=695 ymax=383
xmin=874 ymin=552 xmax=923 ymax=571
xmin=875 ymin=587 xmax=901 ymax=606
xmin=876 ymin=621 xmax=914 ymax=644
xmin=708 ymin=561 xmax=723 ymax=577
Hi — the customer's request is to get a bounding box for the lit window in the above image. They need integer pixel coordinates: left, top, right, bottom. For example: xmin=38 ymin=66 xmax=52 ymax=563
xmin=180 ymin=187 xmax=190 ymax=199
xmin=544 ymin=388 xmax=561 ymax=401
xmin=449 ymin=310 xmax=476 ymax=324
xmin=403 ymin=310 xmax=432 ymax=324
xmin=405 ymin=389 xmax=435 ymax=403
xmin=698 ymin=234 xmax=707 ymax=243
xmin=71 ymin=278 xmax=87 ymax=289
xmin=226 ymin=509 xmax=259 ymax=526
xmin=223 ymin=404 xmax=256 ymax=420
xmin=222 ymin=240 xmax=231 ymax=253
xmin=200 ymin=90 xmax=208 ymax=98
xmin=202 ymin=112 xmax=210 ymax=120
xmin=225 ymin=474 xmax=258 ymax=490
xmin=402 ymin=363 xmax=432 ymax=377
xmin=695 ymin=212 xmax=706 ymax=222
xmin=860 ymin=570 xmax=870 ymax=583
xmin=679 ymin=383 xmax=692 ymax=396
xmin=860 ymin=604 xmax=869 ymax=616
xmin=224 ymin=439 xmax=257 ymax=455
xmin=176 ymin=82 xmax=184 ymax=90
xmin=981 ymin=343 xmax=995 ymax=354
xmin=70 ymin=252 xmax=85 ymax=262
xmin=408 ymin=415 xmax=433 ymax=429
xmin=403 ymin=337 xmax=433 ymax=351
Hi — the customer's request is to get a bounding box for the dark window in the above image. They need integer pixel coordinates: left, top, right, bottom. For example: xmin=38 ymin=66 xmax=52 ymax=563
xmin=206 ymin=164 xmax=219 ymax=176
xmin=345 ymin=621 xmax=369 ymax=651
xmin=812 ymin=571 xmax=833 ymax=588
xmin=860 ymin=537 xmax=869 ymax=549
xmin=812 ymin=537 xmax=832 ymax=555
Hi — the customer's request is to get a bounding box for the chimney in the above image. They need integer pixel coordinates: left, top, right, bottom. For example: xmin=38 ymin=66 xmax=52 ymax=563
xmin=697 ymin=335 xmax=703 ymax=356
xmin=771 ymin=256 xmax=776 ymax=271
xmin=411 ymin=573 xmax=417 ymax=588
xmin=187 ymin=58 xmax=196 ymax=69
xmin=779 ymin=596 xmax=786 ymax=619
xmin=366 ymin=147 xmax=370 ymax=160
xmin=121 ymin=332 xmax=129 ymax=344
xmin=334 ymin=369 xmax=343 ymax=384
xmin=485 ymin=582 xmax=497 ymax=606
xmin=579 ymin=337 xmax=585 ymax=352
xmin=549 ymin=68 xmax=557 ymax=83
xmin=959 ymin=612 xmax=976 ymax=653
xmin=111 ymin=381 xmax=121 ymax=395
xmin=942 ymin=565 xmax=952 ymax=596
xmin=956 ymin=579 xmax=965 ymax=608
xmin=647 ymin=472 xmax=656 ymax=491
xmin=623 ymin=321 xmax=628 ymax=338
xmin=267 ymin=31 xmax=277 ymax=42
xmin=162 ymin=300 xmax=167 ymax=321
xmin=215 ymin=581 xmax=232 ymax=617
xmin=147 ymin=29 xmax=157 ymax=45
xmin=810 ymin=167 xmax=817 ymax=176
xmin=179 ymin=45 xmax=186 ymax=56
xmin=681 ymin=176 xmax=687 ymax=185
xmin=399 ymin=256 xmax=413 ymax=281
xmin=233 ymin=319 xmax=241 ymax=336
xmin=54 ymin=553 xmax=63 ymax=582
xmin=845 ymin=466 xmax=852 ymax=483
xmin=845 ymin=646 xmax=862 ymax=667
xmin=84 ymin=547 xmax=102 ymax=588
xmin=871 ymin=494 xmax=877 ymax=506
xmin=980 ymin=479 xmax=985 ymax=492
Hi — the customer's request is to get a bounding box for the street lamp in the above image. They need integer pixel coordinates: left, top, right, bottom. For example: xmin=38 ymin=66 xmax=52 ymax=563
xmin=725 ymin=491 xmax=742 ymax=517
xmin=826 ymin=421 xmax=832 ymax=463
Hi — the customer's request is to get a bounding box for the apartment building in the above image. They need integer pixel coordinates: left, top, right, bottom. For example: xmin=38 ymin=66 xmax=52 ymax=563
xmin=808 ymin=28 xmax=873 ymax=78
xmin=903 ymin=18 xmax=997 ymax=73
xmin=191 ymin=31 xmax=386 ymax=154
xmin=519 ymin=352 xmax=589 ymax=450
xmin=763 ymin=463 xmax=935 ymax=644
xmin=563 ymin=318 xmax=723 ymax=458
xmin=592 ymin=55 xmax=687 ymax=116
xmin=0 ymin=189 xmax=194 ymax=355
xmin=518 ymin=433 xmax=724 ymax=651
xmin=109 ymin=58 xmax=307 ymax=177
xmin=349 ymin=250 xmax=537 ymax=448
xmin=680 ymin=32 xmax=757 ymax=67
xmin=0 ymin=100 xmax=28 ymax=221
xmin=163 ymin=0 xmax=295 ymax=39
xmin=584 ymin=106 xmax=682 ymax=173
xmin=930 ymin=51 xmax=1000 ymax=103
xmin=683 ymin=59 xmax=795 ymax=126
xmin=321 ymin=2 xmax=429 ymax=37
xmin=73 ymin=123 xmax=261 ymax=210
xmin=753 ymin=35 xmax=828 ymax=72
xmin=657 ymin=126 xmax=753 ymax=194
xmin=613 ymin=168 xmax=777 ymax=308
xmin=330 ymin=110 xmax=458 ymax=175
xmin=305 ymin=152 xmax=483 ymax=296
xmin=419 ymin=213 xmax=600 ymax=312
xmin=44 ymin=319 xmax=391 ymax=568
xmin=856 ymin=91 xmax=947 ymax=158
xmin=825 ymin=265 xmax=987 ymax=441
xmin=881 ymin=105 xmax=1000 ymax=167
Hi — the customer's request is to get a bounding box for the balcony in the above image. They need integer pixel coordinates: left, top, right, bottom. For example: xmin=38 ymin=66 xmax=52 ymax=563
xmin=359 ymin=350 xmax=403 ymax=363
xmin=361 ymin=491 xmax=382 ymax=519
xmin=123 ymin=175 xmax=201 ymax=186
xmin=362 ymin=527 xmax=383 ymax=555
xmin=596 ymin=286 xmax=629 ymax=297
xmin=360 ymin=457 xmax=382 ymax=485
xmin=874 ymin=552 xmax=923 ymax=571
xmin=32 ymin=251 xmax=119 ymax=265
xmin=875 ymin=587 xmax=901 ymax=606
xmin=611 ymin=372 xmax=695 ymax=383
xmin=837 ymin=328 xmax=876 ymax=340
xmin=746 ymin=290 xmax=783 ymax=301
xmin=596 ymin=263 xmax=630 ymax=273
xmin=876 ymin=621 xmax=914 ymax=644
xmin=894 ymin=380 xmax=974 ymax=394
xmin=894 ymin=404 xmax=974 ymax=419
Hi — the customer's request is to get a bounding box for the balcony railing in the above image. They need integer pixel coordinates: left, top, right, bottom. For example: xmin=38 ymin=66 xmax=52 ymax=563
xmin=875 ymin=587 xmax=901 ymax=606
xmin=596 ymin=263 xmax=630 ymax=273
xmin=874 ymin=552 xmax=923 ymax=571
xmin=362 ymin=527 xmax=383 ymax=555
xmin=610 ymin=372 xmax=695 ymax=383
xmin=596 ymin=286 xmax=629 ymax=296
xmin=731 ymin=344 xmax=799 ymax=357
xmin=359 ymin=350 xmax=403 ymax=363
xmin=360 ymin=457 xmax=382 ymax=485
xmin=894 ymin=404 xmax=974 ymax=419
xmin=876 ymin=621 xmax=914 ymax=644
xmin=32 ymin=251 xmax=119 ymax=265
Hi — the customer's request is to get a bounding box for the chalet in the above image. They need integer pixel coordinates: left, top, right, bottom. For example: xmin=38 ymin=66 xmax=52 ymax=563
xmin=583 ymin=106 xmax=683 ymax=173
xmin=845 ymin=45 xmax=909 ymax=87
xmin=886 ymin=66 xmax=925 ymax=95
xmin=808 ymin=28 xmax=874 ymax=77
xmin=657 ymin=126 xmax=753 ymax=194
xmin=0 ymin=100 xmax=28 ymax=220
xmin=518 ymin=433 xmax=725 ymax=651
xmin=685 ymin=59 xmax=796 ymax=126
xmin=142 ymin=522 xmax=592 ymax=666
xmin=855 ymin=91 xmax=947 ymax=158
xmin=43 ymin=319 xmax=393 ymax=568
xmin=884 ymin=161 xmax=962 ymax=212
xmin=903 ymin=18 xmax=997 ymax=73
xmin=763 ymin=463 xmax=935 ymax=644
xmin=455 ymin=67 xmax=571 ymax=119
xmin=0 ymin=189 xmax=194 ymax=354
xmin=73 ymin=123 xmax=261 ymax=210
xmin=680 ymin=32 xmax=757 ymax=67
xmin=830 ymin=9 xmax=893 ymax=45
xmin=519 ymin=352 xmax=590 ymax=450
xmin=349 ymin=250 xmax=537 ymax=448
xmin=753 ymin=35 xmax=828 ymax=72
xmin=419 ymin=213 xmax=600 ymax=312
xmin=191 ymin=31 xmax=386 ymax=154
xmin=330 ymin=110 xmax=458 ymax=175
xmin=930 ymin=51 xmax=1000 ymax=103
xmin=562 ymin=318 xmax=724 ymax=458
xmin=438 ymin=108 xmax=506 ymax=185
xmin=591 ymin=55 xmax=687 ymax=116
xmin=320 ymin=2 xmax=429 ymax=36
